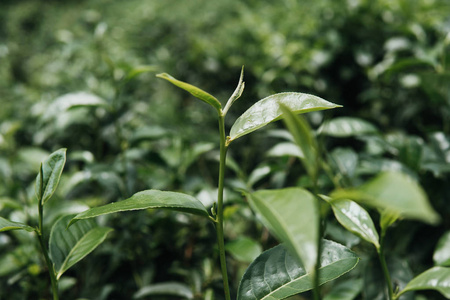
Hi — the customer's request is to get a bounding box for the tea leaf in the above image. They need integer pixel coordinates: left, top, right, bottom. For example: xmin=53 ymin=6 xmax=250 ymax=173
xmin=280 ymin=104 xmax=318 ymax=179
xmin=332 ymin=172 xmax=440 ymax=225
xmin=0 ymin=217 xmax=35 ymax=232
xmin=318 ymin=117 xmax=378 ymax=137
xmin=248 ymin=187 xmax=319 ymax=273
xmin=229 ymin=92 xmax=341 ymax=142
xmin=35 ymin=148 xmax=67 ymax=204
xmin=69 ymin=190 xmax=210 ymax=226
xmin=323 ymin=278 xmax=362 ymax=300
xmin=49 ymin=215 xmax=112 ymax=280
xmin=434 ymin=231 xmax=450 ymax=267
xmin=326 ymin=198 xmax=380 ymax=249
xmin=237 ymin=240 xmax=359 ymax=300
xmin=156 ymin=73 xmax=222 ymax=112
xmin=397 ymin=266 xmax=450 ymax=298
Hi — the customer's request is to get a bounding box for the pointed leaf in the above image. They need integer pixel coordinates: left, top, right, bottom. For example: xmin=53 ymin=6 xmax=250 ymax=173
xmin=434 ymin=231 xmax=450 ymax=267
xmin=397 ymin=267 xmax=450 ymax=298
xmin=35 ymin=148 xmax=67 ymax=204
xmin=318 ymin=117 xmax=378 ymax=137
xmin=332 ymin=172 xmax=440 ymax=225
xmin=49 ymin=215 xmax=112 ymax=280
xmin=223 ymin=66 xmax=245 ymax=114
xmin=70 ymin=190 xmax=210 ymax=226
xmin=229 ymin=92 xmax=341 ymax=142
xmin=156 ymin=73 xmax=221 ymax=112
xmin=0 ymin=217 xmax=35 ymax=232
xmin=237 ymin=240 xmax=359 ymax=300
xmin=248 ymin=187 xmax=319 ymax=273
xmin=326 ymin=199 xmax=380 ymax=249
xmin=134 ymin=282 xmax=193 ymax=299
xmin=280 ymin=105 xmax=318 ymax=179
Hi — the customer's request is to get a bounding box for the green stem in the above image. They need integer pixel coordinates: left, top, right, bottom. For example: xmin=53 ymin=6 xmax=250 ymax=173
xmin=377 ymin=230 xmax=394 ymax=300
xmin=37 ymin=201 xmax=59 ymax=300
xmin=216 ymin=113 xmax=231 ymax=300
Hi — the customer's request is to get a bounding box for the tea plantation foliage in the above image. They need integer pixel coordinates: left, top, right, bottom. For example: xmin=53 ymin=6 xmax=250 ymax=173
xmin=1 ymin=0 xmax=449 ymax=299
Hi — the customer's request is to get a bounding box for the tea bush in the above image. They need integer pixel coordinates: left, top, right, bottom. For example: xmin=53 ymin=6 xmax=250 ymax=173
xmin=0 ymin=0 xmax=449 ymax=299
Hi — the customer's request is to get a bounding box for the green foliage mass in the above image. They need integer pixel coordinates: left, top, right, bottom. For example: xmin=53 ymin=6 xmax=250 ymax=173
xmin=0 ymin=0 xmax=449 ymax=299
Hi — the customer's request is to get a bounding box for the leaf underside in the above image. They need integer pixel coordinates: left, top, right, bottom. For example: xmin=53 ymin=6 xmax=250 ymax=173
xmin=69 ymin=189 xmax=210 ymax=226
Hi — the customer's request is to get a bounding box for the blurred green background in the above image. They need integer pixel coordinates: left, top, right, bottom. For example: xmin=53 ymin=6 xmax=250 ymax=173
xmin=0 ymin=0 xmax=449 ymax=299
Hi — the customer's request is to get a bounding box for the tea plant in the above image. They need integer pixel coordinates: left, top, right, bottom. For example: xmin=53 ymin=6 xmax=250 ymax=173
xmin=0 ymin=149 xmax=112 ymax=300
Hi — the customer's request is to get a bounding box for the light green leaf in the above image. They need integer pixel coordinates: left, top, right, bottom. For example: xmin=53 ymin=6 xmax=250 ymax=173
xmin=69 ymin=190 xmax=210 ymax=226
xmin=248 ymin=187 xmax=319 ymax=273
xmin=237 ymin=240 xmax=359 ymax=300
xmin=379 ymin=209 xmax=400 ymax=233
xmin=332 ymin=172 xmax=440 ymax=225
xmin=156 ymin=73 xmax=221 ymax=112
xmin=267 ymin=142 xmax=304 ymax=158
xmin=223 ymin=66 xmax=245 ymax=115
xmin=318 ymin=117 xmax=378 ymax=137
xmin=326 ymin=199 xmax=380 ymax=249
xmin=133 ymin=282 xmax=193 ymax=299
xmin=229 ymin=92 xmax=341 ymax=142
xmin=434 ymin=231 xmax=450 ymax=267
xmin=280 ymin=104 xmax=318 ymax=179
xmin=397 ymin=266 xmax=450 ymax=298
xmin=0 ymin=217 xmax=35 ymax=232
xmin=226 ymin=237 xmax=262 ymax=263
xmin=50 ymin=215 xmax=112 ymax=280
xmin=35 ymin=148 xmax=67 ymax=204
xmin=329 ymin=148 xmax=358 ymax=178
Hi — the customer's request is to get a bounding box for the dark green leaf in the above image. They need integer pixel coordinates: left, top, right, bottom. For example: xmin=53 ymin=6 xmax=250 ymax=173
xmin=229 ymin=92 xmax=341 ymax=142
xmin=70 ymin=190 xmax=210 ymax=226
xmin=49 ymin=215 xmax=113 ymax=280
xmin=237 ymin=240 xmax=359 ymax=300
xmin=332 ymin=172 xmax=440 ymax=225
xmin=318 ymin=117 xmax=378 ymax=137
xmin=397 ymin=267 xmax=450 ymax=298
xmin=35 ymin=148 xmax=67 ymax=204
xmin=0 ymin=217 xmax=35 ymax=232
xmin=248 ymin=188 xmax=319 ymax=273
xmin=134 ymin=282 xmax=193 ymax=299
xmin=434 ymin=231 xmax=450 ymax=267
xmin=156 ymin=73 xmax=221 ymax=112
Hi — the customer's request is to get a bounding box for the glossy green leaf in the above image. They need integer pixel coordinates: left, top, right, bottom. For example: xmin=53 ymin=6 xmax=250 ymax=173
xmin=229 ymin=92 xmax=341 ymax=142
xmin=327 ymin=199 xmax=380 ymax=249
xmin=280 ymin=104 xmax=318 ymax=179
xmin=267 ymin=142 xmax=304 ymax=158
xmin=0 ymin=217 xmax=35 ymax=232
xmin=329 ymin=148 xmax=358 ymax=178
xmin=397 ymin=267 xmax=450 ymax=298
xmin=70 ymin=190 xmax=210 ymax=226
xmin=318 ymin=117 xmax=378 ymax=137
xmin=35 ymin=148 xmax=67 ymax=204
xmin=434 ymin=231 xmax=450 ymax=266
xmin=237 ymin=240 xmax=359 ymax=300
xmin=248 ymin=187 xmax=319 ymax=273
xmin=134 ymin=282 xmax=193 ymax=299
xmin=50 ymin=215 xmax=113 ymax=280
xmin=226 ymin=237 xmax=262 ymax=263
xmin=332 ymin=172 xmax=440 ymax=225
xmin=156 ymin=73 xmax=221 ymax=112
